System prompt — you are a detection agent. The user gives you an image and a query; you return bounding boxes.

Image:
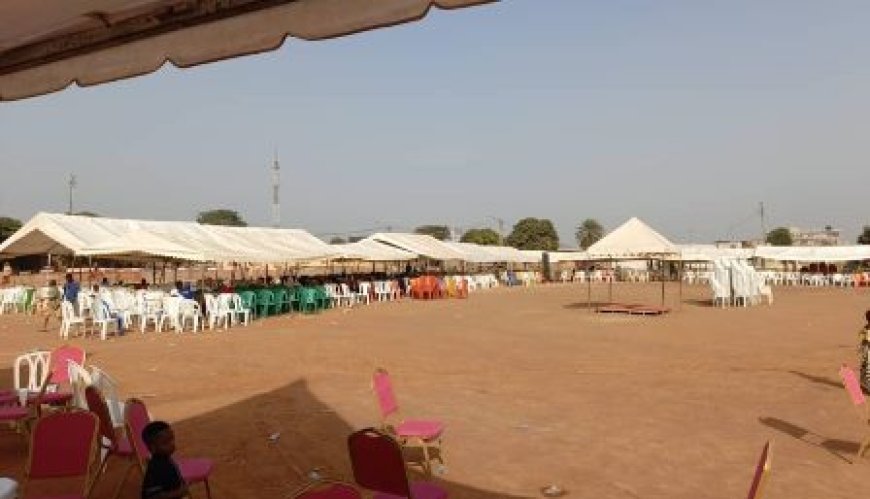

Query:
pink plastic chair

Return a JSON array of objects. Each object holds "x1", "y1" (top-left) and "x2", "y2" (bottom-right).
[
  {"x1": 746, "y1": 441, "x2": 772, "y2": 499},
  {"x1": 124, "y1": 398, "x2": 214, "y2": 498},
  {"x1": 291, "y1": 479, "x2": 362, "y2": 499},
  {"x1": 372, "y1": 368, "x2": 444, "y2": 476},
  {"x1": 348, "y1": 428, "x2": 447, "y2": 499},
  {"x1": 49, "y1": 344, "x2": 86, "y2": 384},
  {"x1": 838, "y1": 364, "x2": 870, "y2": 456},
  {"x1": 21, "y1": 410, "x2": 100, "y2": 499}
]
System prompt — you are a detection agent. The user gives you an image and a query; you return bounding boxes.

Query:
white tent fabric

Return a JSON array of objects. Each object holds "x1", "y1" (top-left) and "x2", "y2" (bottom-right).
[
  {"x1": 586, "y1": 217, "x2": 678, "y2": 259},
  {"x1": 0, "y1": 212, "x2": 338, "y2": 263},
  {"x1": 674, "y1": 244, "x2": 755, "y2": 262},
  {"x1": 547, "y1": 251, "x2": 590, "y2": 263},
  {"x1": 331, "y1": 239, "x2": 417, "y2": 262},
  {"x1": 367, "y1": 233, "x2": 465, "y2": 261},
  {"x1": 77, "y1": 229, "x2": 207, "y2": 261},
  {"x1": 0, "y1": 0, "x2": 494, "y2": 101},
  {"x1": 754, "y1": 245, "x2": 870, "y2": 262}
]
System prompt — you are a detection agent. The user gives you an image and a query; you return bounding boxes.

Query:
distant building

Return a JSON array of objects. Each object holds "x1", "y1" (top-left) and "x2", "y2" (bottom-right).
[
  {"x1": 714, "y1": 240, "x2": 762, "y2": 249},
  {"x1": 788, "y1": 225, "x2": 840, "y2": 246}
]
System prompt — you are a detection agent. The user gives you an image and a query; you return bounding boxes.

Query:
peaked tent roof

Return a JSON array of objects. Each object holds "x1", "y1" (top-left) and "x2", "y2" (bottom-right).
[
  {"x1": 0, "y1": 0, "x2": 494, "y2": 101},
  {"x1": 0, "y1": 212, "x2": 338, "y2": 263},
  {"x1": 367, "y1": 233, "x2": 465, "y2": 261},
  {"x1": 586, "y1": 217, "x2": 678, "y2": 258},
  {"x1": 331, "y1": 239, "x2": 417, "y2": 262}
]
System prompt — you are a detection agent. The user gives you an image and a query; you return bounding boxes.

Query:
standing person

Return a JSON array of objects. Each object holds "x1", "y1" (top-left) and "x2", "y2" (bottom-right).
[
  {"x1": 39, "y1": 279, "x2": 61, "y2": 332},
  {"x1": 62, "y1": 273, "x2": 80, "y2": 313}
]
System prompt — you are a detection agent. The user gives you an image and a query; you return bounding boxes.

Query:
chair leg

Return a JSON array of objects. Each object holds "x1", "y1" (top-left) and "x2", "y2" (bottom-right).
[
  {"x1": 111, "y1": 461, "x2": 135, "y2": 499},
  {"x1": 203, "y1": 478, "x2": 213, "y2": 499}
]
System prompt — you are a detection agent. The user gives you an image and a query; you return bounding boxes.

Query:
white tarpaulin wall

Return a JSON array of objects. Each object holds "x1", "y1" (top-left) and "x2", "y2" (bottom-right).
[
  {"x1": 586, "y1": 217, "x2": 678, "y2": 259},
  {"x1": 331, "y1": 239, "x2": 417, "y2": 262},
  {"x1": 441, "y1": 242, "x2": 538, "y2": 264},
  {"x1": 547, "y1": 251, "x2": 590, "y2": 263},
  {"x1": 368, "y1": 233, "x2": 465, "y2": 261},
  {"x1": 0, "y1": 0, "x2": 494, "y2": 101},
  {"x1": 674, "y1": 245, "x2": 755, "y2": 262},
  {"x1": 754, "y1": 245, "x2": 870, "y2": 262},
  {"x1": 0, "y1": 212, "x2": 339, "y2": 263}
]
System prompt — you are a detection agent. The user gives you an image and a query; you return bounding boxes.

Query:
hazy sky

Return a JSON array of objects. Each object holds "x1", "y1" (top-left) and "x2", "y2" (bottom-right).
[{"x1": 2, "y1": 1, "x2": 870, "y2": 247}]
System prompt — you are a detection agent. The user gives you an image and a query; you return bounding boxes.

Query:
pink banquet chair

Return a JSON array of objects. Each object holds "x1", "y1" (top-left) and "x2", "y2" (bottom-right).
[
  {"x1": 347, "y1": 428, "x2": 447, "y2": 499},
  {"x1": 372, "y1": 368, "x2": 444, "y2": 476},
  {"x1": 85, "y1": 385, "x2": 135, "y2": 498},
  {"x1": 124, "y1": 398, "x2": 214, "y2": 498},
  {"x1": 291, "y1": 478, "x2": 362, "y2": 499},
  {"x1": 838, "y1": 364, "x2": 870, "y2": 457},
  {"x1": 746, "y1": 441, "x2": 772, "y2": 499},
  {"x1": 20, "y1": 411, "x2": 100, "y2": 499}
]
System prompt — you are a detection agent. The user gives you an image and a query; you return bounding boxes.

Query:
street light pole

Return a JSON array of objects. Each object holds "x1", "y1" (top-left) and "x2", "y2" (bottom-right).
[{"x1": 68, "y1": 174, "x2": 77, "y2": 214}]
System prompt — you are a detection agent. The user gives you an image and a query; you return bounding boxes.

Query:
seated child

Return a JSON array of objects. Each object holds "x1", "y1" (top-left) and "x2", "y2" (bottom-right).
[{"x1": 141, "y1": 421, "x2": 188, "y2": 499}]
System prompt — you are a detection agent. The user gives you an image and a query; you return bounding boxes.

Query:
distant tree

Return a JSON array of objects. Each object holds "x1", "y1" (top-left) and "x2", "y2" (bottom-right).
[
  {"x1": 73, "y1": 211, "x2": 100, "y2": 217},
  {"x1": 197, "y1": 209, "x2": 247, "y2": 227},
  {"x1": 0, "y1": 217, "x2": 22, "y2": 243},
  {"x1": 414, "y1": 225, "x2": 451, "y2": 241},
  {"x1": 858, "y1": 226, "x2": 870, "y2": 245},
  {"x1": 460, "y1": 228, "x2": 501, "y2": 246},
  {"x1": 329, "y1": 236, "x2": 346, "y2": 244},
  {"x1": 348, "y1": 236, "x2": 365, "y2": 243},
  {"x1": 505, "y1": 217, "x2": 559, "y2": 250},
  {"x1": 575, "y1": 218, "x2": 604, "y2": 249},
  {"x1": 766, "y1": 227, "x2": 793, "y2": 246}
]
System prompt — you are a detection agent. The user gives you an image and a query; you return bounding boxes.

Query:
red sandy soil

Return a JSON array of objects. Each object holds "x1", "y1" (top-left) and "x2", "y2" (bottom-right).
[{"x1": 0, "y1": 282, "x2": 867, "y2": 498}]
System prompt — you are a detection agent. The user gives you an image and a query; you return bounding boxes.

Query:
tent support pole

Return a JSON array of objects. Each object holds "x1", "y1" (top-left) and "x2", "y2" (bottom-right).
[
  {"x1": 587, "y1": 266, "x2": 592, "y2": 312},
  {"x1": 678, "y1": 261, "x2": 683, "y2": 310},
  {"x1": 151, "y1": 262, "x2": 156, "y2": 285},
  {"x1": 660, "y1": 258, "x2": 666, "y2": 307},
  {"x1": 608, "y1": 258, "x2": 613, "y2": 303}
]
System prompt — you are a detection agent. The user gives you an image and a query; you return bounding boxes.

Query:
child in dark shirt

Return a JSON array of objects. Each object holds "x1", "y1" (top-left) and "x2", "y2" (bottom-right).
[{"x1": 141, "y1": 421, "x2": 188, "y2": 499}]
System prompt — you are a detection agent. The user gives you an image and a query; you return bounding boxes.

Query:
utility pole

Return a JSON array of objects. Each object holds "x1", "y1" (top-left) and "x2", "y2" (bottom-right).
[
  {"x1": 271, "y1": 151, "x2": 281, "y2": 228},
  {"x1": 489, "y1": 216, "x2": 505, "y2": 245},
  {"x1": 67, "y1": 174, "x2": 77, "y2": 214},
  {"x1": 759, "y1": 201, "x2": 767, "y2": 242}
]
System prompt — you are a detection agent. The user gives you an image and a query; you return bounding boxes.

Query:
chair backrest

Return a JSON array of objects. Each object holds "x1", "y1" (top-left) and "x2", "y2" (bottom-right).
[
  {"x1": 347, "y1": 428, "x2": 411, "y2": 497},
  {"x1": 26, "y1": 411, "x2": 99, "y2": 490},
  {"x1": 839, "y1": 364, "x2": 866, "y2": 406},
  {"x1": 291, "y1": 479, "x2": 362, "y2": 499},
  {"x1": 49, "y1": 345, "x2": 86, "y2": 384},
  {"x1": 91, "y1": 366, "x2": 124, "y2": 427},
  {"x1": 85, "y1": 385, "x2": 118, "y2": 450},
  {"x1": 372, "y1": 368, "x2": 399, "y2": 419},
  {"x1": 67, "y1": 360, "x2": 93, "y2": 409},
  {"x1": 60, "y1": 300, "x2": 77, "y2": 321},
  {"x1": 746, "y1": 441, "x2": 772, "y2": 499},
  {"x1": 14, "y1": 350, "x2": 51, "y2": 391},
  {"x1": 124, "y1": 398, "x2": 152, "y2": 469}
]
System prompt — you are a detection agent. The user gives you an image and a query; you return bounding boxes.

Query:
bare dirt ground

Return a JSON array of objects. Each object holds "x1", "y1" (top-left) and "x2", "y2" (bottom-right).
[{"x1": 0, "y1": 282, "x2": 867, "y2": 498}]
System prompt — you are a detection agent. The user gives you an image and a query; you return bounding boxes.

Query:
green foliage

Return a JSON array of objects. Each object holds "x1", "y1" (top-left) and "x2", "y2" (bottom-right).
[
  {"x1": 505, "y1": 217, "x2": 559, "y2": 250},
  {"x1": 0, "y1": 216, "x2": 22, "y2": 243},
  {"x1": 73, "y1": 211, "x2": 100, "y2": 217},
  {"x1": 348, "y1": 236, "x2": 365, "y2": 243},
  {"x1": 329, "y1": 236, "x2": 346, "y2": 244},
  {"x1": 766, "y1": 227, "x2": 793, "y2": 246},
  {"x1": 575, "y1": 218, "x2": 604, "y2": 249},
  {"x1": 414, "y1": 225, "x2": 451, "y2": 241},
  {"x1": 858, "y1": 226, "x2": 870, "y2": 245},
  {"x1": 460, "y1": 228, "x2": 501, "y2": 246},
  {"x1": 197, "y1": 209, "x2": 248, "y2": 227}
]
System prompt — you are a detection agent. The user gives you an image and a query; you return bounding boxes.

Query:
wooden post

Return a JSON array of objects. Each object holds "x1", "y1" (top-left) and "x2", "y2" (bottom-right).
[{"x1": 608, "y1": 258, "x2": 613, "y2": 303}]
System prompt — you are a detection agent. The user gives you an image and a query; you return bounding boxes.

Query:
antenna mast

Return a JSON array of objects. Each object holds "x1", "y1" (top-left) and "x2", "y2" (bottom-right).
[
  {"x1": 271, "y1": 151, "x2": 280, "y2": 228},
  {"x1": 68, "y1": 174, "x2": 77, "y2": 214},
  {"x1": 759, "y1": 201, "x2": 767, "y2": 241}
]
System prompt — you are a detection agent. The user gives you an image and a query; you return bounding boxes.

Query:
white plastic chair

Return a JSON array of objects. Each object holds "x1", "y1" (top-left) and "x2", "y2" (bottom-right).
[
  {"x1": 356, "y1": 282, "x2": 372, "y2": 305},
  {"x1": 338, "y1": 283, "x2": 356, "y2": 307},
  {"x1": 158, "y1": 296, "x2": 183, "y2": 332},
  {"x1": 90, "y1": 365, "x2": 124, "y2": 428},
  {"x1": 60, "y1": 301, "x2": 86, "y2": 339},
  {"x1": 204, "y1": 293, "x2": 230, "y2": 330},
  {"x1": 374, "y1": 281, "x2": 390, "y2": 302},
  {"x1": 67, "y1": 360, "x2": 93, "y2": 410},
  {"x1": 92, "y1": 299, "x2": 121, "y2": 340},
  {"x1": 178, "y1": 299, "x2": 203, "y2": 332},
  {"x1": 14, "y1": 350, "x2": 51, "y2": 392}
]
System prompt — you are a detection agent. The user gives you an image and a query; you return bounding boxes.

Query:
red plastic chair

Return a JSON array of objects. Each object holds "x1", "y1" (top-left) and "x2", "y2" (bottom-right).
[
  {"x1": 838, "y1": 364, "x2": 870, "y2": 456},
  {"x1": 124, "y1": 398, "x2": 214, "y2": 498},
  {"x1": 49, "y1": 344, "x2": 86, "y2": 385},
  {"x1": 746, "y1": 441, "x2": 772, "y2": 499},
  {"x1": 372, "y1": 369, "x2": 444, "y2": 476},
  {"x1": 21, "y1": 410, "x2": 100, "y2": 499},
  {"x1": 348, "y1": 428, "x2": 447, "y2": 499},
  {"x1": 85, "y1": 386, "x2": 135, "y2": 497},
  {"x1": 291, "y1": 478, "x2": 362, "y2": 499}
]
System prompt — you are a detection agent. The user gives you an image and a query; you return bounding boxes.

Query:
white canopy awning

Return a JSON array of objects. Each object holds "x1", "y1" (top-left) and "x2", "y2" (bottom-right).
[
  {"x1": 547, "y1": 251, "x2": 590, "y2": 263},
  {"x1": 0, "y1": 0, "x2": 494, "y2": 101},
  {"x1": 0, "y1": 212, "x2": 338, "y2": 263},
  {"x1": 331, "y1": 239, "x2": 417, "y2": 262},
  {"x1": 673, "y1": 244, "x2": 756, "y2": 262},
  {"x1": 754, "y1": 245, "x2": 870, "y2": 263},
  {"x1": 368, "y1": 233, "x2": 465, "y2": 261},
  {"x1": 586, "y1": 217, "x2": 678, "y2": 259}
]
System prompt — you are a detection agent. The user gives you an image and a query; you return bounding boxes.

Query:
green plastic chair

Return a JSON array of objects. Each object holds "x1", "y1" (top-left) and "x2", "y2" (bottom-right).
[
  {"x1": 239, "y1": 291, "x2": 256, "y2": 319},
  {"x1": 299, "y1": 287, "x2": 319, "y2": 314},
  {"x1": 21, "y1": 288, "x2": 35, "y2": 314},
  {"x1": 314, "y1": 286, "x2": 330, "y2": 310},
  {"x1": 288, "y1": 287, "x2": 301, "y2": 312},
  {"x1": 255, "y1": 290, "x2": 274, "y2": 317},
  {"x1": 271, "y1": 288, "x2": 288, "y2": 315}
]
